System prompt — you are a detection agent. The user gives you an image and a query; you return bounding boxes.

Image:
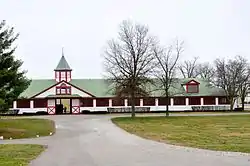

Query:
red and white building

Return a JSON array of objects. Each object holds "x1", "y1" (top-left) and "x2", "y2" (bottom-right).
[{"x1": 13, "y1": 55, "x2": 231, "y2": 114}]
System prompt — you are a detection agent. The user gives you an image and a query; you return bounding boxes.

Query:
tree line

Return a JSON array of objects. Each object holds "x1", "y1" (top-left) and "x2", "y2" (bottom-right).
[
  {"x1": 0, "y1": 19, "x2": 249, "y2": 116},
  {"x1": 103, "y1": 20, "x2": 250, "y2": 117}
]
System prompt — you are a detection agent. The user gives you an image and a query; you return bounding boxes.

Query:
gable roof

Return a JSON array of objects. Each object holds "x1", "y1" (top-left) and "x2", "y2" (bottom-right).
[
  {"x1": 18, "y1": 78, "x2": 226, "y2": 98},
  {"x1": 19, "y1": 79, "x2": 56, "y2": 98},
  {"x1": 30, "y1": 80, "x2": 96, "y2": 98},
  {"x1": 185, "y1": 79, "x2": 200, "y2": 85},
  {"x1": 55, "y1": 55, "x2": 71, "y2": 71}
]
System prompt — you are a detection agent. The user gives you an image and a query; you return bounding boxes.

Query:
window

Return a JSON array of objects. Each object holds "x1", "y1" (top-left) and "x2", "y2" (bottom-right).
[
  {"x1": 187, "y1": 84, "x2": 199, "y2": 93},
  {"x1": 56, "y1": 88, "x2": 60, "y2": 94},
  {"x1": 60, "y1": 71, "x2": 66, "y2": 81},
  {"x1": 61, "y1": 71, "x2": 65, "y2": 77},
  {"x1": 55, "y1": 71, "x2": 59, "y2": 78},
  {"x1": 56, "y1": 84, "x2": 71, "y2": 95},
  {"x1": 67, "y1": 72, "x2": 71, "y2": 79},
  {"x1": 66, "y1": 88, "x2": 71, "y2": 94},
  {"x1": 61, "y1": 88, "x2": 66, "y2": 94}
]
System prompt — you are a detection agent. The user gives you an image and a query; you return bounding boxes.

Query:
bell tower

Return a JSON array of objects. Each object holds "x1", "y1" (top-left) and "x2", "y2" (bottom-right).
[{"x1": 54, "y1": 48, "x2": 72, "y2": 82}]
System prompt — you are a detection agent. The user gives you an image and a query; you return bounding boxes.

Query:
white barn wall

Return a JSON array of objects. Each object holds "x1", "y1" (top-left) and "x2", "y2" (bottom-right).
[
  {"x1": 80, "y1": 104, "x2": 231, "y2": 113},
  {"x1": 16, "y1": 108, "x2": 47, "y2": 114},
  {"x1": 71, "y1": 87, "x2": 91, "y2": 97},
  {"x1": 36, "y1": 87, "x2": 56, "y2": 98},
  {"x1": 15, "y1": 104, "x2": 231, "y2": 114},
  {"x1": 34, "y1": 81, "x2": 92, "y2": 98}
]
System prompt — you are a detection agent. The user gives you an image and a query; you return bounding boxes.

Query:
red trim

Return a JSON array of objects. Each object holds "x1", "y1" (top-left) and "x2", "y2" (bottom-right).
[
  {"x1": 56, "y1": 83, "x2": 71, "y2": 95},
  {"x1": 30, "y1": 80, "x2": 65, "y2": 98},
  {"x1": 56, "y1": 71, "x2": 71, "y2": 82},
  {"x1": 30, "y1": 80, "x2": 96, "y2": 99},
  {"x1": 72, "y1": 106, "x2": 80, "y2": 114},
  {"x1": 185, "y1": 79, "x2": 200, "y2": 93},
  {"x1": 47, "y1": 106, "x2": 56, "y2": 114},
  {"x1": 186, "y1": 79, "x2": 200, "y2": 85}
]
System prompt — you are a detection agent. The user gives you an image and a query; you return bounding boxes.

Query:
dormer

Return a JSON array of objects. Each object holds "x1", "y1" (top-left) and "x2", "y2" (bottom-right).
[
  {"x1": 183, "y1": 79, "x2": 200, "y2": 93},
  {"x1": 54, "y1": 52, "x2": 72, "y2": 82}
]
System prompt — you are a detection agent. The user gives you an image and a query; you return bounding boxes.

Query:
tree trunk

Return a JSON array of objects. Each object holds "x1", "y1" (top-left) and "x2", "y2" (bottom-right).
[
  {"x1": 241, "y1": 96, "x2": 245, "y2": 111},
  {"x1": 166, "y1": 96, "x2": 169, "y2": 117},
  {"x1": 165, "y1": 89, "x2": 169, "y2": 117},
  {"x1": 131, "y1": 91, "x2": 136, "y2": 118},
  {"x1": 230, "y1": 98, "x2": 234, "y2": 111}
]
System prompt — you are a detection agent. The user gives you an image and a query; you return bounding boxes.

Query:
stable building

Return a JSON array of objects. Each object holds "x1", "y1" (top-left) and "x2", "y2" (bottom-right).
[{"x1": 13, "y1": 55, "x2": 230, "y2": 114}]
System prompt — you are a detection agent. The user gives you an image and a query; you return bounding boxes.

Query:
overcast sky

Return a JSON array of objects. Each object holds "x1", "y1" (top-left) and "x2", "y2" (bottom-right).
[{"x1": 1, "y1": 0, "x2": 250, "y2": 79}]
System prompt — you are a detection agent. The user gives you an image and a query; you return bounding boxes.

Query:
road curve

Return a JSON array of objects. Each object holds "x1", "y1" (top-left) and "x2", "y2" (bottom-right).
[{"x1": 1, "y1": 115, "x2": 249, "y2": 166}]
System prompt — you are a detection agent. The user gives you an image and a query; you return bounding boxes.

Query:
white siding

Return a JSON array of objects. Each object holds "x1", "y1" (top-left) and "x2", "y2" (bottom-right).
[
  {"x1": 13, "y1": 101, "x2": 17, "y2": 109},
  {"x1": 36, "y1": 87, "x2": 56, "y2": 98},
  {"x1": 47, "y1": 99, "x2": 55, "y2": 106},
  {"x1": 34, "y1": 81, "x2": 92, "y2": 98},
  {"x1": 71, "y1": 86, "x2": 91, "y2": 97},
  {"x1": 72, "y1": 99, "x2": 80, "y2": 106}
]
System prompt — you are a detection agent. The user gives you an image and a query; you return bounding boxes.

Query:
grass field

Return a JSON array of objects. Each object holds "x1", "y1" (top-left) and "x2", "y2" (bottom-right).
[
  {"x1": 0, "y1": 144, "x2": 45, "y2": 166},
  {"x1": 0, "y1": 118, "x2": 55, "y2": 139},
  {"x1": 112, "y1": 115, "x2": 250, "y2": 153}
]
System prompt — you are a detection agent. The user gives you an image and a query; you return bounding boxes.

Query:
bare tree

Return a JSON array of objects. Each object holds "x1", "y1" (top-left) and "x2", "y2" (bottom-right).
[
  {"x1": 237, "y1": 62, "x2": 250, "y2": 110},
  {"x1": 103, "y1": 20, "x2": 157, "y2": 117},
  {"x1": 239, "y1": 81, "x2": 250, "y2": 110},
  {"x1": 178, "y1": 56, "x2": 199, "y2": 78},
  {"x1": 196, "y1": 62, "x2": 216, "y2": 83},
  {"x1": 214, "y1": 55, "x2": 250, "y2": 111},
  {"x1": 154, "y1": 40, "x2": 184, "y2": 116}
]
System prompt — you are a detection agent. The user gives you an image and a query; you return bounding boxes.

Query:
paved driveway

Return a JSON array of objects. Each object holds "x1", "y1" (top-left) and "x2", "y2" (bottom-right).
[{"x1": 1, "y1": 114, "x2": 250, "y2": 166}]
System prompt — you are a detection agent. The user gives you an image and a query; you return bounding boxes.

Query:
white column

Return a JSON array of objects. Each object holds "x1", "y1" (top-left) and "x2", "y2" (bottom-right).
[
  {"x1": 155, "y1": 98, "x2": 158, "y2": 106},
  {"x1": 200, "y1": 98, "x2": 204, "y2": 105},
  {"x1": 185, "y1": 98, "x2": 189, "y2": 106},
  {"x1": 140, "y1": 99, "x2": 143, "y2": 106},
  {"x1": 30, "y1": 100, "x2": 34, "y2": 108},
  {"x1": 170, "y1": 98, "x2": 174, "y2": 106},
  {"x1": 93, "y1": 99, "x2": 96, "y2": 107},
  {"x1": 13, "y1": 101, "x2": 17, "y2": 109},
  {"x1": 215, "y1": 97, "x2": 219, "y2": 105},
  {"x1": 124, "y1": 99, "x2": 128, "y2": 107},
  {"x1": 109, "y1": 99, "x2": 112, "y2": 107}
]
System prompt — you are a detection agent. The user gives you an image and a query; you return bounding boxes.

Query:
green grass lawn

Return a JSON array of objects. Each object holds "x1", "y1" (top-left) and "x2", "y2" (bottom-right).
[
  {"x1": 0, "y1": 118, "x2": 55, "y2": 139},
  {"x1": 112, "y1": 115, "x2": 250, "y2": 153},
  {"x1": 0, "y1": 144, "x2": 45, "y2": 166}
]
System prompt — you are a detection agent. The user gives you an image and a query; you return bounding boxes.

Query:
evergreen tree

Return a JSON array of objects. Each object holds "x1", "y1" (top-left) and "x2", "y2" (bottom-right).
[{"x1": 0, "y1": 20, "x2": 30, "y2": 112}]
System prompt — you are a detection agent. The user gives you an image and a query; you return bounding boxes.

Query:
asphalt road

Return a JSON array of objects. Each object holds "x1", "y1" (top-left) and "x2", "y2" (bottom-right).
[{"x1": 1, "y1": 114, "x2": 250, "y2": 166}]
